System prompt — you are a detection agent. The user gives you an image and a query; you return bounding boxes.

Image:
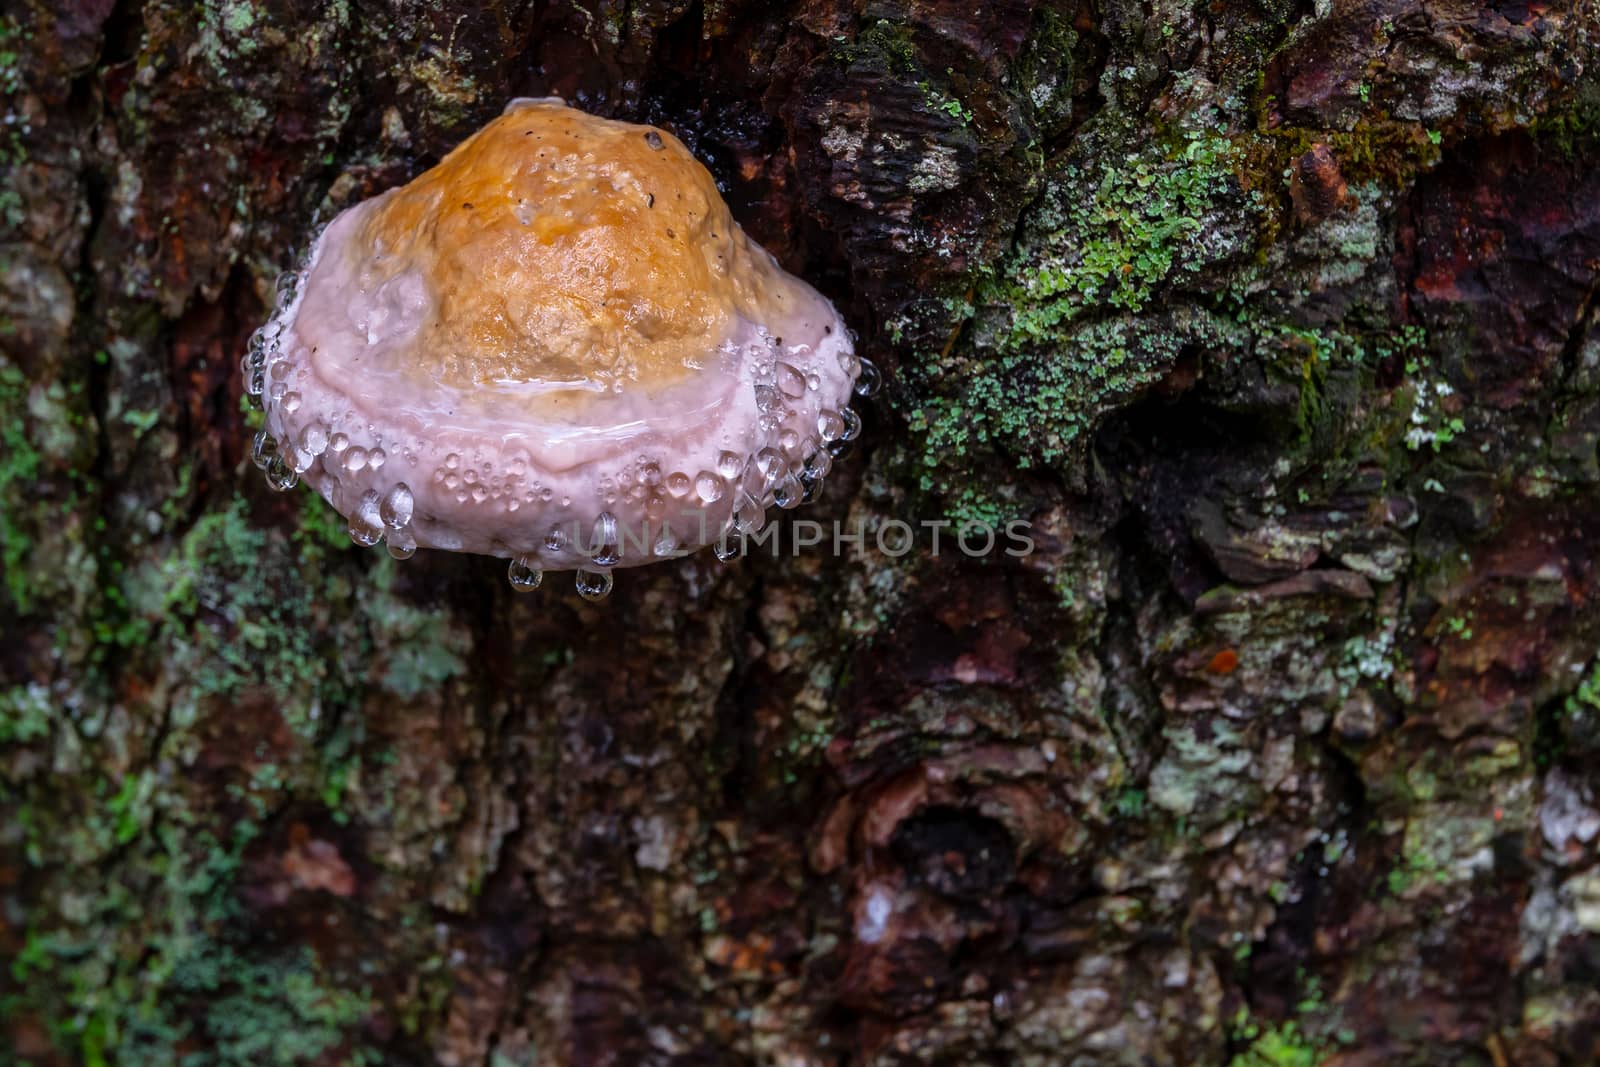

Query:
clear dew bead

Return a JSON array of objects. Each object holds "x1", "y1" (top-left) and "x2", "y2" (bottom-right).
[
  {"x1": 732, "y1": 491, "x2": 764, "y2": 534},
  {"x1": 545, "y1": 524, "x2": 569, "y2": 553},
  {"x1": 807, "y1": 372, "x2": 821, "y2": 391},
  {"x1": 666, "y1": 472, "x2": 692, "y2": 499},
  {"x1": 653, "y1": 524, "x2": 679, "y2": 557},
  {"x1": 755, "y1": 447, "x2": 787, "y2": 483},
  {"x1": 289, "y1": 444, "x2": 316, "y2": 474},
  {"x1": 854, "y1": 357, "x2": 882, "y2": 397},
  {"x1": 343, "y1": 447, "x2": 369, "y2": 473},
  {"x1": 380, "y1": 483, "x2": 414, "y2": 528},
  {"x1": 575, "y1": 568, "x2": 613, "y2": 602},
  {"x1": 716, "y1": 451, "x2": 744, "y2": 479},
  {"x1": 838, "y1": 351, "x2": 861, "y2": 378},
  {"x1": 776, "y1": 362, "x2": 807, "y2": 398},
  {"x1": 590, "y1": 511, "x2": 620, "y2": 567},
  {"x1": 507, "y1": 556, "x2": 543, "y2": 591},
  {"x1": 817, "y1": 409, "x2": 846, "y2": 442},
  {"x1": 803, "y1": 450, "x2": 833, "y2": 480},
  {"x1": 282, "y1": 391, "x2": 302, "y2": 413},
  {"x1": 840, "y1": 406, "x2": 863, "y2": 441},
  {"x1": 348, "y1": 491, "x2": 384, "y2": 546},
  {"x1": 328, "y1": 432, "x2": 349, "y2": 453},
  {"x1": 299, "y1": 424, "x2": 329, "y2": 455},
  {"x1": 713, "y1": 531, "x2": 742, "y2": 562},
  {"x1": 368, "y1": 448, "x2": 387, "y2": 470},
  {"x1": 638, "y1": 462, "x2": 662, "y2": 487},
  {"x1": 754, "y1": 384, "x2": 782, "y2": 414},
  {"x1": 387, "y1": 527, "x2": 417, "y2": 560},
  {"x1": 264, "y1": 454, "x2": 298, "y2": 492},
  {"x1": 773, "y1": 472, "x2": 803, "y2": 509},
  {"x1": 779, "y1": 429, "x2": 801, "y2": 455},
  {"x1": 694, "y1": 471, "x2": 725, "y2": 503},
  {"x1": 246, "y1": 368, "x2": 266, "y2": 396},
  {"x1": 251, "y1": 430, "x2": 278, "y2": 470}
]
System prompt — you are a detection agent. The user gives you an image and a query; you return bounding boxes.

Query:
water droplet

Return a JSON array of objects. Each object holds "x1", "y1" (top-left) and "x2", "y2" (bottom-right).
[
  {"x1": 773, "y1": 472, "x2": 803, "y2": 509},
  {"x1": 299, "y1": 424, "x2": 329, "y2": 455},
  {"x1": 265, "y1": 454, "x2": 298, "y2": 491},
  {"x1": 713, "y1": 532, "x2": 741, "y2": 562},
  {"x1": 838, "y1": 350, "x2": 861, "y2": 377},
  {"x1": 807, "y1": 372, "x2": 822, "y2": 391},
  {"x1": 826, "y1": 437, "x2": 854, "y2": 460},
  {"x1": 246, "y1": 368, "x2": 266, "y2": 396},
  {"x1": 803, "y1": 450, "x2": 833, "y2": 480},
  {"x1": 343, "y1": 447, "x2": 369, "y2": 473},
  {"x1": 717, "y1": 451, "x2": 744, "y2": 479},
  {"x1": 854, "y1": 357, "x2": 882, "y2": 397},
  {"x1": 387, "y1": 527, "x2": 417, "y2": 560},
  {"x1": 590, "y1": 511, "x2": 620, "y2": 566},
  {"x1": 776, "y1": 362, "x2": 806, "y2": 398},
  {"x1": 666, "y1": 472, "x2": 692, "y2": 498},
  {"x1": 545, "y1": 524, "x2": 569, "y2": 553},
  {"x1": 695, "y1": 471, "x2": 725, "y2": 503},
  {"x1": 638, "y1": 462, "x2": 662, "y2": 486},
  {"x1": 653, "y1": 524, "x2": 679, "y2": 556},
  {"x1": 643, "y1": 130, "x2": 664, "y2": 150},
  {"x1": 840, "y1": 406, "x2": 863, "y2": 441},
  {"x1": 328, "y1": 432, "x2": 350, "y2": 453},
  {"x1": 445, "y1": 452, "x2": 460, "y2": 470},
  {"x1": 290, "y1": 444, "x2": 316, "y2": 474},
  {"x1": 380, "y1": 483, "x2": 414, "y2": 528},
  {"x1": 754, "y1": 385, "x2": 782, "y2": 413},
  {"x1": 817, "y1": 409, "x2": 846, "y2": 442},
  {"x1": 348, "y1": 490, "x2": 384, "y2": 546},
  {"x1": 251, "y1": 430, "x2": 278, "y2": 470},
  {"x1": 755, "y1": 447, "x2": 787, "y2": 487},
  {"x1": 732, "y1": 491, "x2": 764, "y2": 534},
  {"x1": 368, "y1": 448, "x2": 387, "y2": 470},
  {"x1": 508, "y1": 556, "x2": 543, "y2": 591},
  {"x1": 779, "y1": 429, "x2": 801, "y2": 454},
  {"x1": 283, "y1": 391, "x2": 303, "y2": 413},
  {"x1": 575, "y1": 568, "x2": 613, "y2": 601}
]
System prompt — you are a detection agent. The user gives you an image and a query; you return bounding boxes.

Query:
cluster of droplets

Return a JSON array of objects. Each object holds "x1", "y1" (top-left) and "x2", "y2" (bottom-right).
[
  {"x1": 246, "y1": 261, "x2": 880, "y2": 604},
  {"x1": 497, "y1": 344, "x2": 878, "y2": 600}
]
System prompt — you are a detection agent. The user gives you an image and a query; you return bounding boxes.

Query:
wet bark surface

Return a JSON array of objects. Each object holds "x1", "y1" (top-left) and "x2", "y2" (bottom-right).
[{"x1": 5, "y1": 1, "x2": 1600, "y2": 1065}]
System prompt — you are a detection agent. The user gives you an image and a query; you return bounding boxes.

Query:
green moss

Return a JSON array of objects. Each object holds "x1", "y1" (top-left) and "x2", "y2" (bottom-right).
[{"x1": 0, "y1": 363, "x2": 45, "y2": 611}]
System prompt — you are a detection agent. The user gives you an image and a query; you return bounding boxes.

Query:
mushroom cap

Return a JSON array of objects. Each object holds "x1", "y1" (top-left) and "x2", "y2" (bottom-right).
[{"x1": 251, "y1": 99, "x2": 858, "y2": 569}]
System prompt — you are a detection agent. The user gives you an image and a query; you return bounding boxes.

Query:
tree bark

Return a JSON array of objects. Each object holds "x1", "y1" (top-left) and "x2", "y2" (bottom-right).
[{"x1": 5, "y1": 1, "x2": 1600, "y2": 1065}]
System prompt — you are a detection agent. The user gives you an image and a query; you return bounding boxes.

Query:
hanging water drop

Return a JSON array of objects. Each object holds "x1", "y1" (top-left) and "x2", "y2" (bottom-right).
[
  {"x1": 590, "y1": 511, "x2": 620, "y2": 566},
  {"x1": 387, "y1": 526, "x2": 417, "y2": 560},
  {"x1": 716, "y1": 451, "x2": 744, "y2": 479},
  {"x1": 348, "y1": 490, "x2": 384, "y2": 546},
  {"x1": 816, "y1": 409, "x2": 846, "y2": 442},
  {"x1": 265, "y1": 454, "x2": 298, "y2": 492},
  {"x1": 508, "y1": 556, "x2": 543, "y2": 591},
  {"x1": 251, "y1": 430, "x2": 278, "y2": 470},
  {"x1": 380, "y1": 483, "x2": 414, "y2": 528},
  {"x1": 839, "y1": 406, "x2": 863, "y2": 441},
  {"x1": 299, "y1": 423, "x2": 329, "y2": 455},
  {"x1": 854, "y1": 357, "x2": 882, "y2": 397},
  {"x1": 575, "y1": 568, "x2": 613, "y2": 601},
  {"x1": 731, "y1": 491, "x2": 764, "y2": 534},
  {"x1": 713, "y1": 531, "x2": 742, "y2": 562},
  {"x1": 773, "y1": 472, "x2": 803, "y2": 509},
  {"x1": 653, "y1": 523, "x2": 679, "y2": 557}
]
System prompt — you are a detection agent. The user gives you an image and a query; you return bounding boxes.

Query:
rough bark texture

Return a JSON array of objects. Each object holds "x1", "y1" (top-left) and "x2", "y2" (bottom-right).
[{"x1": 5, "y1": 2, "x2": 1600, "y2": 1065}]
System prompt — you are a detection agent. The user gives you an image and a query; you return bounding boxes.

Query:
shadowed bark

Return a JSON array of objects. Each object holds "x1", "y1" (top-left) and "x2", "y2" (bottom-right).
[{"x1": 5, "y1": 1, "x2": 1600, "y2": 1065}]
